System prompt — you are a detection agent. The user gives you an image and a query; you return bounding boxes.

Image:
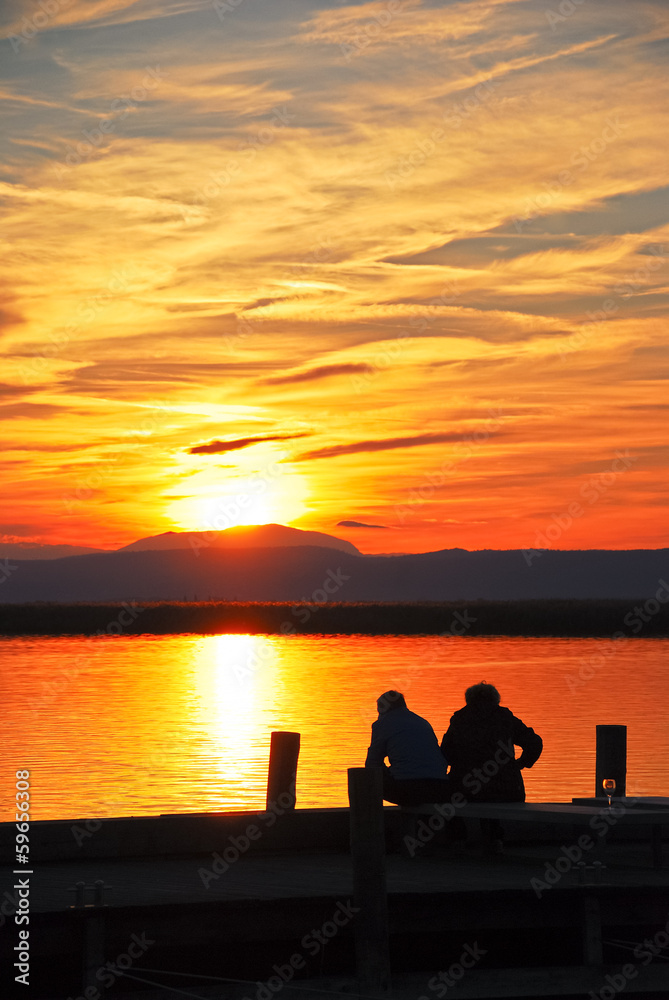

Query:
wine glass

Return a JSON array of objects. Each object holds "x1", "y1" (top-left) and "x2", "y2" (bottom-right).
[{"x1": 602, "y1": 778, "x2": 616, "y2": 808}]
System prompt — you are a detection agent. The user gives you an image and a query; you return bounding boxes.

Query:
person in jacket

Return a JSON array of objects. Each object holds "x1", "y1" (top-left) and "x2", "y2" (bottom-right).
[
  {"x1": 365, "y1": 690, "x2": 450, "y2": 805},
  {"x1": 441, "y1": 681, "x2": 542, "y2": 801},
  {"x1": 440, "y1": 682, "x2": 543, "y2": 849}
]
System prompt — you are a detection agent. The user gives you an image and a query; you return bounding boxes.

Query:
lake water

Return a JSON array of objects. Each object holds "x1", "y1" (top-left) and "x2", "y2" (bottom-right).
[{"x1": 1, "y1": 634, "x2": 667, "y2": 820}]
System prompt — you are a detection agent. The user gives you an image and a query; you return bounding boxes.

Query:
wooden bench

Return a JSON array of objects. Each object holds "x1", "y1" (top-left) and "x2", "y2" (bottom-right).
[{"x1": 399, "y1": 800, "x2": 668, "y2": 868}]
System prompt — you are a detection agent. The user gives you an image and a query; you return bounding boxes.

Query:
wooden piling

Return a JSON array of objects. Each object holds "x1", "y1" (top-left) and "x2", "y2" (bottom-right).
[
  {"x1": 595, "y1": 725, "x2": 626, "y2": 798},
  {"x1": 266, "y1": 731, "x2": 300, "y2": 810},
  {"x1": 581, "y1": 894, "x2": 603, "y2": 966},
  {"x1": 76, "y1": 882, "x2": 109, "y2": 994},
  {"x1": 83, "y1": 910, "x2": 106, "y2": 992},
  {"x1": 348, "y1": 767, "x2": 391, "y2": 995}
]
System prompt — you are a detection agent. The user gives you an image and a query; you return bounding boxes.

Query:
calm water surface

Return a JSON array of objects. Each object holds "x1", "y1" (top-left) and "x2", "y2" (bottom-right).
[{"x1": 1, "y1": 634, "x2": 667, "y2": 820}]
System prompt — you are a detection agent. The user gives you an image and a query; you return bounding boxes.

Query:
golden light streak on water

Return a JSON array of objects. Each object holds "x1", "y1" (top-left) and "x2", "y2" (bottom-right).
[{"x1": 1, "y1": 634, "x2": 667, "y2": 820}]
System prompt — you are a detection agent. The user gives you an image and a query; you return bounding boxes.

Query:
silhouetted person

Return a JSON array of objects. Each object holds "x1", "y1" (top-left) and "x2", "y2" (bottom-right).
[
  {"x1": 365, "y1": 690, "x2": 450, "y2": 805},
  {"x1": 441, "y1": 682, "x2": 543, "y2": 850}
]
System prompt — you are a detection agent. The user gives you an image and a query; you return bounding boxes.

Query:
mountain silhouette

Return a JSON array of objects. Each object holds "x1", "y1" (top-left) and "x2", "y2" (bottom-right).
[
  {"x1": 116, "y1": 523, "x2": 360, "y2": 556},
  {"x1": 0, "y1": 543, "x2": 105, "y2": 561},
  {"x1": 0, "y1": 541, "x2": 667, "y2": 603}
]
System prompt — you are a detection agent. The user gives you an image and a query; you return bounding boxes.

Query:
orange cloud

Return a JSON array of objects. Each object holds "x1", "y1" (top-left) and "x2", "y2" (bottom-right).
[{"x1": 1, "y1": 0, "x2": 667, "y2": 552}]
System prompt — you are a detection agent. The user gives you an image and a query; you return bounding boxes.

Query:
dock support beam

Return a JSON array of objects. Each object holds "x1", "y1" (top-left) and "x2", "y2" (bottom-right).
[
  {"x1": 595, "y1": 725, "x2": 626, "y2": 798},
  {"x1": 348, "y1": 767, "x2": 391, "y2": 995},
  {"x1": 70, "y1": 880, "x2": 109, "y2": 995},
  {"x1": 267, "y1": 731, "x2": 300, "y2": 810},
  {"x1": 581, "y1": 894, "x2": 603, "y2": 966}
]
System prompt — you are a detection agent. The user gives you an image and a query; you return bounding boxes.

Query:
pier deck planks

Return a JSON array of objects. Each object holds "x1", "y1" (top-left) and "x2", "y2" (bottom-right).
[{"x1": 28, "y1": 841, "x2": 669, "y2": 914}]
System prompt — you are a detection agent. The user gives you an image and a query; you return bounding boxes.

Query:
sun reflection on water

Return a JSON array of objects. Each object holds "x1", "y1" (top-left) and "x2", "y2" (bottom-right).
[
  {"x1": 186, "y1": 634, "x2": 282, "y2": 809},
  {"x1": 2, "y1": 634, "x2": 668, "y2": 820}
]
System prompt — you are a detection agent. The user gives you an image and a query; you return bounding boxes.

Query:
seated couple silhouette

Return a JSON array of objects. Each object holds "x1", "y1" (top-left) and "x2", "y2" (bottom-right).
[{"x1": 364, "y1": 684, "x2": 543, "y2": 813}]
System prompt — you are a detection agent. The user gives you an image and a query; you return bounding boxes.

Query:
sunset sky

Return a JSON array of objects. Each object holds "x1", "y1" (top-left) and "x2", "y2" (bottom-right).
[{"x1": 1, "y1": 0, "x2": 667, "y2": 555}]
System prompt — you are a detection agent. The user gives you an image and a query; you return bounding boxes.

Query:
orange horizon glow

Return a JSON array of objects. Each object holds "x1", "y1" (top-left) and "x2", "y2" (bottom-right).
[{"x1": 1, "y1": 0, "x2": 668, "y2": 556}]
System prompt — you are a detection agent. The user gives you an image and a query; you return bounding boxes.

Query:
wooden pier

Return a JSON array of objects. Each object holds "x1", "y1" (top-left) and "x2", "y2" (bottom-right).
[
  {"x1": 2, "y1": 731, "x2": 668, "y2": 999},
  {"x1": 1, "y1": 803, "x2": 668, "y2": 999}
]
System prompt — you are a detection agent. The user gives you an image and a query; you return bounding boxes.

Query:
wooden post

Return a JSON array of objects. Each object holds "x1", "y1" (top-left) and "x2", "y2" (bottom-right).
[
  {"x1": 651, "y1": 823, "x2": 663, "y2": 869},
  {"x1": 266, "y1": 731, "x2": 300, "y2": 810},
  {"x1": 348, "y1": 767, "x2": 391, "y2": 995},
  {"x1": 581, "y1": 894, "x2": 603, "y2": 966},
  {"x1": 71, "y1": 882, "x2": 109, "y2": 995},
  {"x1": 595, "y1": 725, "x2": 626, "y2": 798},
  {"x1": 83, "y1": 910, "x2": 106, "y2": 992}
]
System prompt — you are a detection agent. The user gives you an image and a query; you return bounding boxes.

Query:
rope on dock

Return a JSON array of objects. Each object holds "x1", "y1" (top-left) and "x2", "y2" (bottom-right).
[
  {"x1": 114, "y1": 970, "x2": 211, "y2": 998},
  {"x1": 605, "y1": 938, "x2": 669, "y2": 960},
  {"x1": 122, "y1": 966, "x2": 375, "y2": 997}
]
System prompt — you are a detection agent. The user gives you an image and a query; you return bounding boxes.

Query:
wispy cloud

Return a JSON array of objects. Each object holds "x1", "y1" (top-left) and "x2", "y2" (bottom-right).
[
  {"x1": 296, "y1": 431, "x2": 500, "y2": 462},
  {"x1": 188, "y1": 433, "x2": 309, "y2": 455},
  {"x1": 337, "y1": 519, "x2": 390, "y2": 529},
  {"x1": 0, "y1": 0, "x2": 208, "y2": 39},
  {"x1": 261, "y1": 363, "x2": 373, "y2": 385},
  {"x1": 1, "y1": 0, "x2": 667, "y2": 552}
]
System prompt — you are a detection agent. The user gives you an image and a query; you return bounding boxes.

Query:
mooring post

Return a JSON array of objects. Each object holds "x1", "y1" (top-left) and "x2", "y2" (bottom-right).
[
  {"x1": 595, "y1": 725, "x2": 627, "y2": 798},
  {"x1": 266, "y1": 731, "x2": 300, "y2": 810},
  {"x1": 69, "y1": 881, "x2": 109, "y2": 994},
  {"x1": 83, "y1": 908, "x2": 106, "y2": 992},
  {"x1": 348, "y1": 766, "x2": 391, "y2": 995},
  {"x1": 581, "y1": 894, "x2": 603, "y2": 966}
]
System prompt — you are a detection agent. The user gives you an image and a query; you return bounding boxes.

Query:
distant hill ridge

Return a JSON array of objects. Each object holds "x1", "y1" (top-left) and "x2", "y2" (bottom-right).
[
  {"x1": 116, "y1": 523, "x2": 361, "y2": 556},
  {"x1": 0, "y1": 524, "x2": 359, "y2": 561},
  {"x1": 0, "y1": 538, "x2": 667, "y2": 603}
]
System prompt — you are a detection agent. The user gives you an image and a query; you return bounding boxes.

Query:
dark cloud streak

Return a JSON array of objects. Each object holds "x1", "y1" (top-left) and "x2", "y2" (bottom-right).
[
  {"x1": 337, "y1": 519, "x2": 389, "y2": 529},
  {"x1": 296, "y1": 431, "x2": 497, "y2": 462},
  {"x1": 188, "y1": 433, "x2": 309, "y2": 455},
  {"x1": 261, "y1": 363, "x2": 372, "y2": 385}
]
